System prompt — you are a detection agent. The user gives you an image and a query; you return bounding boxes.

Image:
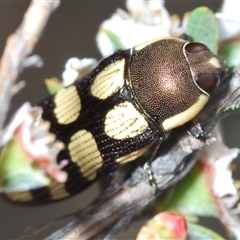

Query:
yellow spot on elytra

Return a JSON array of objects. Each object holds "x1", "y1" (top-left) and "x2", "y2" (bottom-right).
[
  {"x1": 91, "y1": 59, "x2": 125, "y2": 99},
  {"x1": 162, "y1": 94, "x2": 209, "y2": 131},
  {"x1": 116, "y1": 145, "x2": 150, "y2": 164},
  {"x1": 49, "y1": 181, "x2": 70, "y2": 200},
  {"x1": 5, "y1": 191, "x2": 33, "y2": 202},
  {"x1": 68, "y1": 130, "x2": 103, "y2": 181},
  {"x1": 104, "y1": 102, "x2": 149, "y2": 140},
  {"x1": 54, "y1": 85, "x2": 81, "y2": 125}
]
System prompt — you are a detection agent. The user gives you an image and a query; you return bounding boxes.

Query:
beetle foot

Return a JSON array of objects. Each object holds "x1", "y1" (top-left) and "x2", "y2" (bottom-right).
[{"x1": 186, "y1": 119, "x2": 215, "y2": 145}]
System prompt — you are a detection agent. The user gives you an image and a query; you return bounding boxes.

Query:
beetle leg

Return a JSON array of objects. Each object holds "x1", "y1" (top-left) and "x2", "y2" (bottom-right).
[
  {"x1": 179, "y1": 33, "x2": 192, "y2": 41},
  {"x1": 143, "y1": 139, "x2": 163, "y2": 192},
  {"x1": 186, "y1": 118, "x2": 216, "y2": 144},
  {"x1": 186, "y1": 118, "x2": 205, "y2": 139},
  {"x1": 144, "y1": 161, "x2": 158, "y2": 192}
]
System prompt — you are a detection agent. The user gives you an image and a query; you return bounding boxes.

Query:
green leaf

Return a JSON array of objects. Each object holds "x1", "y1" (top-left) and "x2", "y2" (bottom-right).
[
  {"x1": 100, "y1": 27, "x2": 125, "y2": 50},
  {"x1": 186, "y1": 7, "x2": 218, "y2": 53},
  {"x1": 220, "y1": 42, "x2": 240, "y2": 68},
  {"x1": 158, "y1": 163, "x2": 218, "y2": 217},
  {"x1": 45, "y1": 78, "x2": 63, "y2": 95},
  {"x1": 188, "y1": 222, "x2": 225, "y2": 240},
  {"x1": 0, "y1": 138, "x2": 49, "y2": 192}
]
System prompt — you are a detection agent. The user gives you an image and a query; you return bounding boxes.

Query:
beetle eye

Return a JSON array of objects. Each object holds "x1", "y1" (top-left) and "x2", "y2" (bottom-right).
[
  {"x1": 185, "y1": 42, "x2": 209, "y2": 53},
  {"x1": 195, "y1": 73, "x2": 221, "y2": 93}
]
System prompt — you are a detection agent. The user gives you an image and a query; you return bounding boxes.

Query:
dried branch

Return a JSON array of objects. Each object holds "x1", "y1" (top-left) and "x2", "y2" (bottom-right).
[
  {"x1": 0, "y1": 0, "x2": 60, "y2": 131},
  {"x1": 38, "y1": 67, "x2": 240, "y2": 240}
]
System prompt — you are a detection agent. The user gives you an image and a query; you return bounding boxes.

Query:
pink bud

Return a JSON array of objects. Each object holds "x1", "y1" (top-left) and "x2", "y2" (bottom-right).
[{"x1": 136, "y1": 212, "x2": 187, "y2": 240}]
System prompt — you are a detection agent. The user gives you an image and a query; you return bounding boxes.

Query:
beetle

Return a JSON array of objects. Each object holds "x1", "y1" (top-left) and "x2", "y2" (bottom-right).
[{"x1": 3, "y1": 37, "x2": 227, "y2": 204}]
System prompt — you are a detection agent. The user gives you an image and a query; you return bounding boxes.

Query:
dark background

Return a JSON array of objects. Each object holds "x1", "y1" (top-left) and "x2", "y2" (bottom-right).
[{"x1": 0, "y1": 1, "x2": 236, "y2": 239}]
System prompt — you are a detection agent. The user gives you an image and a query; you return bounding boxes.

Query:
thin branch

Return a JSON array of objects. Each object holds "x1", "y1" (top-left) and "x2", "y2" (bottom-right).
[
  {"x1": 39, "y1": 67, "x2": 240, "y2": 239},
  {"x1": 0, "y1": 0, "x2": 60, "y2": 131}
]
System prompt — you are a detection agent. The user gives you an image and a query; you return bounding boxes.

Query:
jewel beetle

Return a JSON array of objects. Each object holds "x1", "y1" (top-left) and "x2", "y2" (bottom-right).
[{"x1": 3, "y1": 37, "x2": 227, "y2": 204}]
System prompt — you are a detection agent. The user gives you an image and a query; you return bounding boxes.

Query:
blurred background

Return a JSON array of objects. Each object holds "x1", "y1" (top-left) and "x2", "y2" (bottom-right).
[{"x1": 0, "y1": 0, "x2": 237, "y2": 239}]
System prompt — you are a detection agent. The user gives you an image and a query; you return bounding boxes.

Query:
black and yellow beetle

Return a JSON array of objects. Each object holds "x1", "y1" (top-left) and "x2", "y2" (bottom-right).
[{"x1": 4, "y1": 37, "x2": 226, "y2": 204}]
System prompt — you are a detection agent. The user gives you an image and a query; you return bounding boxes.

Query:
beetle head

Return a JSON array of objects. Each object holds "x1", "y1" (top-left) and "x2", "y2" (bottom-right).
[{"x1": 129, "y1": 38, "x2": 227, "y2": 132}]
